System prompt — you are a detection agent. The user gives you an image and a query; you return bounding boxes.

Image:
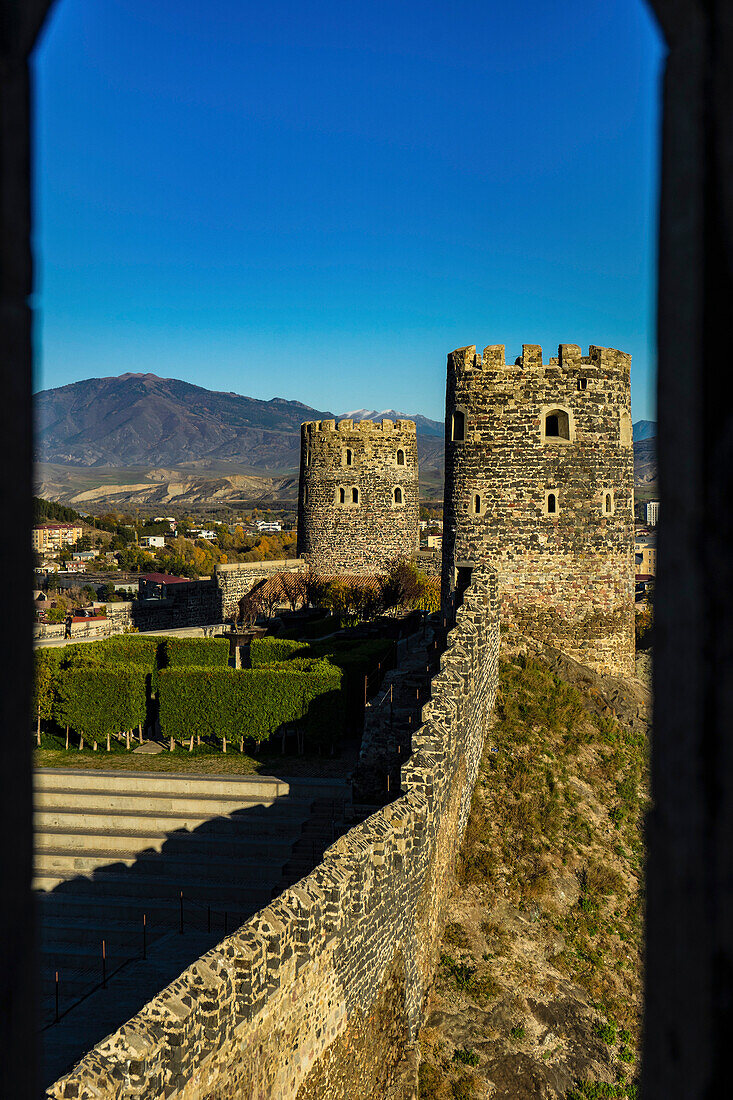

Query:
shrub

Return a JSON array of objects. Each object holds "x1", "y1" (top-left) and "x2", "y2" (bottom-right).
[
  {"x1": 418, "y1": 1063, "x2": 445, "y2": 1100},
  {"x1": 158, "y1": 661, "x2": 344, "y2": 747},
  {"x1": 250, "y1": 637, "x2": 308, "y2": 666},
  {"x1": 57, "y1": 664, "x2": 147, "y2": 741},
  {"x1": 453, "y1": 1047, "x2": 480, "y2": 1067},
  {"x1": 33, "y1": 648, "x2": 64, "y2": 724},
  {"x1": 161, "y1": 637, "x2": 230, "y2": 669}
]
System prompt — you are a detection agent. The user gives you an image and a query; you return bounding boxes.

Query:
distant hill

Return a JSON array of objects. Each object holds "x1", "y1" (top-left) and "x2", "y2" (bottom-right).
[
  {"x1": 35, "y1": 374, "x2": 335, "y2": 471},
  {"x1": 633, "y1": 419, "x2": 656, "y2": 441}
]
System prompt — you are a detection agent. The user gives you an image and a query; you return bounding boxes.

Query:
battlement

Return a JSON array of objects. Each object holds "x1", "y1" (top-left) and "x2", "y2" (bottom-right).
[
  {"x1": 449, "y1": 343, "x2": 631, "y2": 375},
  {"x1": 302, "y1": 418, "x2": 417, "y2": 434}
]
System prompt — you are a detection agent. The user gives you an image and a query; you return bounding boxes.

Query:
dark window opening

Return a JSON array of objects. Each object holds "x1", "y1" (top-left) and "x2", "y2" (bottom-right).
[
  {"x1": 303, "y1": 485, "x2": 308, "y2": 504},
  {"x1": 456, "y1": 566, "x2": 473, "y2": 608},
  {"x1": 547, "y1": 492, "x2": 557, "y2": 514},
  {"x1": 352, "y1": 487, "x2": 359, "y2": 504},
  {"x1": 396, "y1": 448, "x2": 405, "y2": 465},
  {"x1": 474, "y1": 494, "x2": 481, "y2": 514},
  {"x1": 578, "y1": 377, "x2": 587, "y2": 390},
  {"x1": 544, "y1": 409, "x2": 570, "y2": 440},
  {"x1": 605, "y1": 493, "x2": 612, "y2": 513},
  {"x1": 452, "y1": 410, "x2": 465, "y2": 442},
  {"x1": 394, "y1": 487, "x2": 403, "y2": 504},
  {"x1": 345, "y1": 449, "x2": 352, "y2": 466},
  {"x1": 339, "y1": 487, "x2": 345, "y2": 504}
]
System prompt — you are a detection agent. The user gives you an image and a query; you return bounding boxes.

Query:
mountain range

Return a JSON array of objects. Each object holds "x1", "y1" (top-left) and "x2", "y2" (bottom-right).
[{"x1": 33, "y1": 373, "x2": 655, "y2": 508}]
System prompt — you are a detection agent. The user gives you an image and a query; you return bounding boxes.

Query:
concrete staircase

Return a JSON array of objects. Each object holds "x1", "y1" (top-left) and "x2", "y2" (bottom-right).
[{"x1": 36, "y1": 767, "x2": 350, "y2": 1091}]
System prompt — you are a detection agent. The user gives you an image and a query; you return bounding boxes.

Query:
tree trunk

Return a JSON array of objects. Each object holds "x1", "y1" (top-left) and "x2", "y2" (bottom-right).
[
  {"x1": 79, "y1": 732, "x2": 84, "y2": 750},
  {"x1": 189, "y1": 735, "x2": 194, "y2": 752},
  {"x1": 65, "y1": 726, "x2": 69, "y2": 750},
  {"x1": 139, "y1": 724, "x2": 143, "y2": 744},
  {"x1": 106, "y1": 733, "x2": 111, "y2": 752},
  {"x1": 170, "y1": 736, "x2": 174, "y2": 752},
  {"x1": 126, "y1": 730, "x2": 130, "y2": 750},
  {"x1": 222, "y1": 736, "x2": 227, "y2": 754},
  {"x1": 240, "y1": 737, "x2": 244, "y2": 753},
  {"x1": 36, "y1": 705, "x2": 40, "y2": 747},
  {"x1": 197, "y1": 734, "x2": 201, "y2": 746},
  {"x1": 93, "y1": 741, "x2": 98, "y2": 751}
]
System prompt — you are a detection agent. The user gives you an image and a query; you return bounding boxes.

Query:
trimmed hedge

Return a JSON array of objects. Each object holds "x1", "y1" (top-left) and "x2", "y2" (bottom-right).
[
  {"x1": 158, "y1": 661, "x2": 343, "y2": 746},
  {"x1": 161, "y1": 637, "x2": 231, "y2": 669},
  {"x1": 34, "y1": 648, "x2": 64, "y2": 723},
  {"x1": 249, "y1": 637, "x2": 308, "y2": 666},
  {"x1": 63, "y1": 636, "x2": 159, "y2": 669},
  {"x1": 57, "y1": 664, "x2": 147, "y2": 740}
]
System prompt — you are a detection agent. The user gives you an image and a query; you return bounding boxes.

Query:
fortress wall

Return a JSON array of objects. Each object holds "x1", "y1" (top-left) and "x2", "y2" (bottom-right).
[
  {"x1": 46, "y1": 567, "x2": 499, "y2": 1100},
  {"x1": 215, "y1": 559, "x2": 304, "y2": 617}
]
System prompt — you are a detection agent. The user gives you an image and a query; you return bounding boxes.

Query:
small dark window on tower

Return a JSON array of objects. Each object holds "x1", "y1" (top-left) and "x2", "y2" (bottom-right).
[
  {"x1": 394, "y1": 487, "x2": 403, "y2": 504},
  {"x1": 452, "y1": 410, "x2": 466, "y2": 442},
  {"x1": 345, "y1": 448, "x2": 352, "y2": 466},
  {"x1": 474, "y1": 494, "x2": 481, "y2": 514},
  {"x1": 544, "y1": 409, "x2": 570, "y2": 440},
  {"x1": 303, "y1": 485, "x2": 308, "y2": 504},
  {"x1": 352, "y1": 487, "x2": 359, "y2": 504},
  {"x1": 396, "y1": 449, "x2": 405, "y2": 466},
  {"x1": 339, "y1": 487, "x2": 345, "y2": 504},
  {"x1": 605, "y1": 493, "x2": 612, "y2": 513},
  {"x1": 547, "y1": 492, "x2": 557, "y2": 514},
  {"x1": 578, "y1": 377, "x2": 587, "y2": 390}
]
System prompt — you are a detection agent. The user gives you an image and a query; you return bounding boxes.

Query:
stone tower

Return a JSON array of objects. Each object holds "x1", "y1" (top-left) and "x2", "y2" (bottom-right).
[
  {"x1": 297, "y1": 418, "x2": 420, "y2": 573},
  {"x1": 441, "y1": 343, "x2": 635, "y2": 676}
]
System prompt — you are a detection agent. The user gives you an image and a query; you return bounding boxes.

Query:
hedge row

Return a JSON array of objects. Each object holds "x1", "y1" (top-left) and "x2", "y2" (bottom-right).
[
  {"x1": 158, "y1": 661, "x2": 343, "y2": 745},
  {"x1": 57, "y1": 664, "x2": 147, "y2": 740},
  {"x1": 249, "y1": 637, "x2": 308, "y2": 666},
  {"x1": 160, "y1": 637, "x2": 230, "y2": 669}
]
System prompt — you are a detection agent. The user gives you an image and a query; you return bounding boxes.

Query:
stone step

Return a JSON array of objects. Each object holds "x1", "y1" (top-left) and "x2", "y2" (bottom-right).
[
  {"x1": 34, "y1": 785, "x2": 302, "y2": 816},
  {"x1": 34, "y1": 844, "x2": 286, "y2": 883},
  {"x1": 35, "y1": 820, "x2": 304, "y2": 854},
  {"x1": 34, "y1": 783, "x2": 310, "y2": 818},
  {"x1": 34, "y1": 802, "x2": 310, "y2": 834},
  {"x1": 34, "y1": 869, "x2": 272, "y2": 904},
  {"x1": 34, "y1": 834, "x2": 295, "y2": 873},
  {"x1": 36, "y1": 767, "x2": 350, "y2": 802}
]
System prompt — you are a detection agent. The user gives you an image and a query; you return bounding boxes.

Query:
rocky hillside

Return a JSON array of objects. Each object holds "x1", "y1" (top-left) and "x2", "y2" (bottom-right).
[{"x1": 416, "y1": 647, "x2": 648, "y2": 1100}]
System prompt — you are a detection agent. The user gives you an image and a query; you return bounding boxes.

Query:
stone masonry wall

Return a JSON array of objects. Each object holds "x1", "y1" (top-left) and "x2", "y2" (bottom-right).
[
  {"x1": 297, "y1": 418, "x2": 420, "y2": 574},
  {"x1": 46, "y1": 567, "x2": 499, "y2": 1100},
  {"x1": 215, "y1": 559, "x2": 304, "y2": 618},
  {"x1": 442, "y1": 343, "x2": 635, "y2": 677}
]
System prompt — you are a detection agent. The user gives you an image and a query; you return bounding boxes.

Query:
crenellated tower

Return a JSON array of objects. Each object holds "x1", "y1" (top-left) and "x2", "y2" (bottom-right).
[
  {"x1": 297, "y1": 418, "x2": 420, "y2": 573},
  {"x1": 441, "y1": 342, "x2": 635, "y2": 676}
]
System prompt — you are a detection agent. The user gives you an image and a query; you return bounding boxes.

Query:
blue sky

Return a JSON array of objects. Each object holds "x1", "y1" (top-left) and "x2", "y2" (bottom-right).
[{"x1": 32, "y1": 0, "x2": 664, "y2": 422}]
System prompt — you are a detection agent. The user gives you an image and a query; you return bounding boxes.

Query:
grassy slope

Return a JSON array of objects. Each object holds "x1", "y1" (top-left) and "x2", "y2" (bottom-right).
[{"x1": 418, "y1": 655, "x2": 649, "y2": 1100}]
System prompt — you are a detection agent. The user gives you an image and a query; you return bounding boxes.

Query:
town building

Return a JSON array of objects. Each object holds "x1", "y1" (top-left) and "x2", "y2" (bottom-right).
[
  {"x1": 32, "y1": 522, "x2": 83, "y2": 552},
  {"x1": 646, "y1": 500, "x2": 659, "y2": 526},
  {"x1": 140, "y1": 535, "x2": 165, "y2": 549}
]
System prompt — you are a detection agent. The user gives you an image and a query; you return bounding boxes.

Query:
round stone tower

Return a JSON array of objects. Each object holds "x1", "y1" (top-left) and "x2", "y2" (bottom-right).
[
  {"x1": 441, "y1": 342, "x2": 635, "y2": 677},
  {"x1": 297, "y1": 418, "x2": 420, "y2": 573}
]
